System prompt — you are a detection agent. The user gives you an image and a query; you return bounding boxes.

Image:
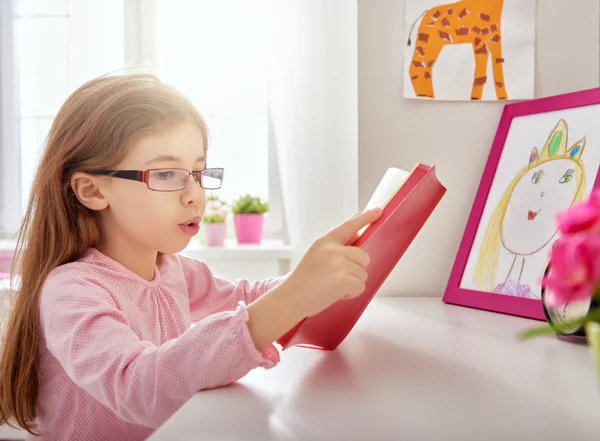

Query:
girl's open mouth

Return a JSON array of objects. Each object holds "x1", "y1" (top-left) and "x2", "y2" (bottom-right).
[{"x1": 179, "y1": 222, "x2": 199, "y2": 236}]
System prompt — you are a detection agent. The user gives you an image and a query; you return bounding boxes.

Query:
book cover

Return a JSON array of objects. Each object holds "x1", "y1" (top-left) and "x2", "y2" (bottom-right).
[{"x1": 276, "y1": 164, "x2": 446, "y2": 350}]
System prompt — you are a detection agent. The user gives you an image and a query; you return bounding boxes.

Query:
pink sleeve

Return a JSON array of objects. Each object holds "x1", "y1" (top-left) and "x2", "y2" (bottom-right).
[
  {"x1": 177, "y1": 254, "x2": 287, "y2": 322},
  {"x1": 39, "y1": 276, "x2": 279, "y2": 429}
]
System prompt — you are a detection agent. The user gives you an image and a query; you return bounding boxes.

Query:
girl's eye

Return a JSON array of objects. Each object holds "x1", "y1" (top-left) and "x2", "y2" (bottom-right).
[
  {"x1": 559, "y1": 174, "x2": 572, "y2": 184},
  {"x1": 154, "y1": 171, "x2": 175, "y2": 180},
  {"x1": 531, "y1": 176, "x2": 540, "y2": 184}
]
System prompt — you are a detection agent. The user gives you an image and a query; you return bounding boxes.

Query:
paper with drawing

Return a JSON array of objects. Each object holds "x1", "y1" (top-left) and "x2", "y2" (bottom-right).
[
  {"x1": 460, "y1": 105, "x2": 600, "y2": 299},
  {"x1": 403, "y1": 0, "x2": 536, "y2": 101}
]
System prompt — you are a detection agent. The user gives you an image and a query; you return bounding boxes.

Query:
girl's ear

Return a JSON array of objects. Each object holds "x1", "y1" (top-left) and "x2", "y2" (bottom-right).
[{"x1": 70, "y1": 172, "x2": 109, "y2": 211}]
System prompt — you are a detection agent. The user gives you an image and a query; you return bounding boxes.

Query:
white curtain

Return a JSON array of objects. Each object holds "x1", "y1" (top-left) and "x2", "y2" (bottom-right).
[
  {"x1": 0, "y1": 1, "x2": 20, "y2": 237},
  {"x1": 266, "y1": 0, "x2": 359, "y2": 268}
]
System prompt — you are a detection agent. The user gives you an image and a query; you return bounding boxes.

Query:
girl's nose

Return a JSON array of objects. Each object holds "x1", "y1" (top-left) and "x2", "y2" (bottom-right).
[{"x1": 182, "y1": 175, "x2": 204, "y2": 206}]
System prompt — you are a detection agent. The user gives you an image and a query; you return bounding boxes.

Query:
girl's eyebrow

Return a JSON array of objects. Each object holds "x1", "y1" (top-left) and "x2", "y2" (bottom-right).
[{"x1": 144, "y1": 154, "x2": 206, "y2": 165}]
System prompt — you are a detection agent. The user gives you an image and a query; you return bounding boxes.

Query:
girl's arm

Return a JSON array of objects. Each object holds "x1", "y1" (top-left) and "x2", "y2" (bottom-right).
[
  {"x1": 177, "y1": 254, "x2": 288, "y2": 322},
  {"x1": 39, "y1": 276, "x2": 281, "y2": 429}
]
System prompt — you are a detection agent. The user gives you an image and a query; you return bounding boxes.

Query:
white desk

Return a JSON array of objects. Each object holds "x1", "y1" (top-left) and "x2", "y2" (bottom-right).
[{"x1": 149, "y1": 298, "x2": 600, "y2": 441}]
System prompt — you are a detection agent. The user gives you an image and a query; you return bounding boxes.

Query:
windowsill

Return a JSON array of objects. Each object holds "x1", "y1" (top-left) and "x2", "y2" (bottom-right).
[
  {"x1": 0, "y1": 238, "x2": 291, "y2": 262},
  {"x1": 180, "y1": 239, "x2": 291, "y2": 261},
  {"x1": 0, "y1": 238, "x2": 15, "y2": 259},
  {"x1": 0, "y1": 238, "x2": 291, "y2": 293}
]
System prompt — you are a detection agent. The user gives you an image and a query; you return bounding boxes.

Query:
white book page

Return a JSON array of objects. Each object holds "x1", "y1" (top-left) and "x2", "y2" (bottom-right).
[
  {"x1": 363, "y1": 167, "x2": 410, "y2": 211},
  {"x1": 358, "y1": 167, "x2": 410, "y2": 237}
]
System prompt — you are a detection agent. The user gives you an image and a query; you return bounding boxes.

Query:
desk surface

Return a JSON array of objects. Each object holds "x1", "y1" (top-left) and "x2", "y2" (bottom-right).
[{"x1": 149, "y1": 297, "x2": 600, "y2": 441}]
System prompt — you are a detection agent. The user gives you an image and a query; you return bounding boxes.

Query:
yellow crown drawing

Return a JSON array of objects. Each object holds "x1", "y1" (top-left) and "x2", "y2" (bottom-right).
[{"x1": 529, "y1": 119, "x2": 585, "y2": 166}]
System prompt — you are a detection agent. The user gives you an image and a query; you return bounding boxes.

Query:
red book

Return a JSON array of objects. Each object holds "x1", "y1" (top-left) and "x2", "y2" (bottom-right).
[{"x1": 276, "y1": 164, "x2": 446, "y2": 350}]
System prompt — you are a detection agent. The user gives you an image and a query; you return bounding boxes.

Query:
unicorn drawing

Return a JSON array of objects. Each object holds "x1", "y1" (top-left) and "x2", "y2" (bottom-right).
[{"x1": 472, "y1": 119, "x2": 586, "y2": 298}]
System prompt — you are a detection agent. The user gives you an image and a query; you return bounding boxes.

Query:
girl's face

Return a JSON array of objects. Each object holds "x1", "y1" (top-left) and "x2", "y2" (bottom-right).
[
  {"x1": 501, "y1": 158, "x2": 580, "y2": 255},
  {"x1": 100, "y1": 118, "x2": 208, "y2": 255}
]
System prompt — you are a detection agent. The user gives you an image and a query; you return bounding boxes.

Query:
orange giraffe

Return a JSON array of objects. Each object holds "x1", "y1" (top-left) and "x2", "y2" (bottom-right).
[{"x1": 407, "y1": 0, "x2": 507, "y2": 100}]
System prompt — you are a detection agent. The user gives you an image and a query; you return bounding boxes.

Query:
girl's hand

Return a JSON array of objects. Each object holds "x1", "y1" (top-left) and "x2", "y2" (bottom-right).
[
  {"x1": 246, "y1": 208, "x2": 382, "y2": 351},
  {"x1": 281, "y1": 208, "x2": 382, "y2": 319}
]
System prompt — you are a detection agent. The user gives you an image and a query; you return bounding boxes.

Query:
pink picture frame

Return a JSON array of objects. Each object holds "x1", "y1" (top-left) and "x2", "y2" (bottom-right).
[{"x1": 443, "y1": 87, "x2": 600, "y2": 321}]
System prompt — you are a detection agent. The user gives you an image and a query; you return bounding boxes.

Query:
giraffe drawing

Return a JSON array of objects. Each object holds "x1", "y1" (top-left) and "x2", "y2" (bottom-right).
[{"x1": 407, "y1": 0, "x2": 507, "y2": 100}]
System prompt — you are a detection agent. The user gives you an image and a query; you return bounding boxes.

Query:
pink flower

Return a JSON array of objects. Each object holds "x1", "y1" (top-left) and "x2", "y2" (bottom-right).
[
  {"x1": 542, "y1": 234, "x2": 600, "y2": 307},
  {"x1": 202, "y1": 200, "x2": 228, "y2": 222},
  {"x1": 557, "y1": 189, "x2": 600, "y2": 235}
]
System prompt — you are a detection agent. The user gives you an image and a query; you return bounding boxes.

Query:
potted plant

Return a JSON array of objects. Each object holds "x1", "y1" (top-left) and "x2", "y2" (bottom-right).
[
  {"x1": 231, "y1": 194, "x2": 269, "y2": 244},
  {"x1": 201, "y1": 194, "x2": 228, "y2": 247}
]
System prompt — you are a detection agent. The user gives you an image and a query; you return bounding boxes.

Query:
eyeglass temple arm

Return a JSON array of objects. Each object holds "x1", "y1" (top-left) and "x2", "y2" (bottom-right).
[{"x1": 87, "y1": 170, "x2": 145, "y2": 182}]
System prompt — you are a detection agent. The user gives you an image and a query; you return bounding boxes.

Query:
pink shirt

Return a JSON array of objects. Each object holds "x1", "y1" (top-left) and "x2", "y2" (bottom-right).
[{"x1": 31, "y1": 248, "x2": 284, "y2": 440}]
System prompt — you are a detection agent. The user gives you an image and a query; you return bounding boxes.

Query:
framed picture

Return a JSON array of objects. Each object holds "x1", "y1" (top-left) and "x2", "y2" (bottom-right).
[{"x1": 443, "y1": 87, "x2": 600, "y2": 320}]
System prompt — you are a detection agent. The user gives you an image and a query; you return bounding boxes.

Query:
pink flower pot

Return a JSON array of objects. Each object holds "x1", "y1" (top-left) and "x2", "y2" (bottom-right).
[
  {"x1": 234, "y1": 214, "x2": 264, "y2": 244},
  {"x1": 202, "y1": 222, "x2": 227, "y2": 247}
]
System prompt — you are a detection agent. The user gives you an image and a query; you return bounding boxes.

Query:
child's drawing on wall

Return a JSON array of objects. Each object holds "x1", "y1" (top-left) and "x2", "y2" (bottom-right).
[
  {"x1": 403, "y1": 0, "x2": 535, "y2": 101},
  {"x1": 471, "y1": 119, "x2": 586, "y2": 298}
]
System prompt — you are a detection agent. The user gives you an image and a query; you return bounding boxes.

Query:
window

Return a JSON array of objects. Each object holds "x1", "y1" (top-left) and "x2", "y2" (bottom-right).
[
  {"x1": 10, "y1": 0, "x2": 125, "y2": 211},
  {"x1": 0, "y1": 0, "x2": 19, "y2": 235},
  {"x1": 1, "y1": 0, "x2": 282, "y2": 239},
  {"x1": 154, "y1": 0, "x2": 269, "y2": 205}
]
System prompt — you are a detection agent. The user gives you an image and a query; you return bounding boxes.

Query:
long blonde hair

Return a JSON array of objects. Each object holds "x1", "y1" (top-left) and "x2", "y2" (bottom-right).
[
  {"x1": 472, "y1": 119, "x2": 586, "y2": 291},
  {"x1": 0, "y1": 72, "x2": 208, "y2": 434}
]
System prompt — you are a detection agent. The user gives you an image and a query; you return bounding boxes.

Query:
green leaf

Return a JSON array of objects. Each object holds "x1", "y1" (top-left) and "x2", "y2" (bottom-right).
[
  {"x1": 202, "y1": 214, "x2": 226, "y2": 223},
  {"x1": 518, "y1": 307, "x2": 600, "y2": 340},
  {"x1": 231, "y1": 194, "x2": 269, "y2": 214},
  {"x1": 517, "y1": 324, "x2": 557, "y2": 340},
  {"x1": 206, "y1": 193, "x2": 227, "y2": 205}
]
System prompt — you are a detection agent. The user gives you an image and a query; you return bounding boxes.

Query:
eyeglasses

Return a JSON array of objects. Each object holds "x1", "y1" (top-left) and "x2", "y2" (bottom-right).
[{"x1": 88, "y1": 168, "x2": 224, "y2": 192}]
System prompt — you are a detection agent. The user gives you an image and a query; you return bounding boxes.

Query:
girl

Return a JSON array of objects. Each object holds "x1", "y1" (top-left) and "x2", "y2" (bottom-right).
[{"x1": 0, "y1": 73, "x2": 380, "y2": 440}]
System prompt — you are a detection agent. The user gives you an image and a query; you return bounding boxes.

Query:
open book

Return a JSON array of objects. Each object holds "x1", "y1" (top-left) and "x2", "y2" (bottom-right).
[{"x1": 276, "y1": 163, "x2": 446, "y2": 350}]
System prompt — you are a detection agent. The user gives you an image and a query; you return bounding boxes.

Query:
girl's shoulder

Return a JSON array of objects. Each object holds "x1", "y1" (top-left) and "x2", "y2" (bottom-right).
[
  {"x1": 39, "y1": 249, "x2": 188, "y2": 310},
  {"x1": 41, "y1": 249, "x2": 124, "y2": 296},
  {"x1": 42, "y1": 248, "x2": 212, "y2": 294},
  {"x1": 46, "y1": 249, "x2": 108, "y2": 278}
]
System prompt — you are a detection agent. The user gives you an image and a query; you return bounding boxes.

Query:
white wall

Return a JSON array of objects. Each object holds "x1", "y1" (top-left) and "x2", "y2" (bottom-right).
[
  {"x1": 266, "y1": 0, "x2": 359, "y2": 267},
  {"x1": 358, "y1": 0, "x2": 600, "y2": 296}
]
